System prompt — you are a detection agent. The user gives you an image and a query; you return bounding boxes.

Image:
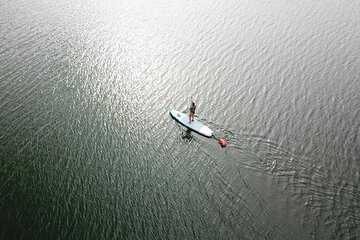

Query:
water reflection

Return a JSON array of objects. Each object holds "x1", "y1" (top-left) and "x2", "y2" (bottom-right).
[{"x1": 181, "y1": 129, "x2": 193, "y2": 142}]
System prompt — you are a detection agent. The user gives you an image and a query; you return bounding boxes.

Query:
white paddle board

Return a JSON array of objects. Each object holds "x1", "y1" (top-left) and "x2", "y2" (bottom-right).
[{"x1": 169, "y1": 109, "x2": 213, "y2": 138}]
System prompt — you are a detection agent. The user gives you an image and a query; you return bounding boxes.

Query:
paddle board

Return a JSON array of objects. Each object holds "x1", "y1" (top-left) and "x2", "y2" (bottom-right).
[{"x1": 169, "y1": 109, "x2": 213, "y2": 138}]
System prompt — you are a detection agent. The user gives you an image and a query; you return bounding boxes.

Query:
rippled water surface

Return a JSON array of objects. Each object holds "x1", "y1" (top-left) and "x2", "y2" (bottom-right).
[{"x1": 1, "y1": 0, "x2": 360, "y2": 239}]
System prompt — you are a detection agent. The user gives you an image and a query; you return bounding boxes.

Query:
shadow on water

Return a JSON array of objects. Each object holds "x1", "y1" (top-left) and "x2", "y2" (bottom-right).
[{"x1": 181, "y1": 129, "x2": 194, "y2": 142}]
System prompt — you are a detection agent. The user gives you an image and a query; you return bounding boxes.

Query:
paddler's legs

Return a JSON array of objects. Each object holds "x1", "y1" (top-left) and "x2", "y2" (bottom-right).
[{"x1": 189, "y1": 112, "x2": 194, "y2": 122}]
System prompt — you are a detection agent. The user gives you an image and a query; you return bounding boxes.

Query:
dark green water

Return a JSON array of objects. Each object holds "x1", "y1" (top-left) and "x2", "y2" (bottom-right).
[{"x1": 1, "y1": 0, "x2": 360, "y2": 239}]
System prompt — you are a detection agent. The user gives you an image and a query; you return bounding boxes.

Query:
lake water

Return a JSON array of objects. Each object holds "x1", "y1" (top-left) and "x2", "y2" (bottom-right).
[{"x1": 1, "y1": 0, "x2": 359, "y2": 239}]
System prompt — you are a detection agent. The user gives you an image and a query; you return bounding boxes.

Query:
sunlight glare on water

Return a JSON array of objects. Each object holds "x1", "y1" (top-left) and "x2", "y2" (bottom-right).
[{"x1": 0, "y1": 0, "x2": 359, "y2": 239}]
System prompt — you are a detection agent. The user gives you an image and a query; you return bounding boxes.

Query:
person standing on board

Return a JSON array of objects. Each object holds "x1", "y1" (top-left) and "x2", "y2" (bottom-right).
[{"x1": 189, "y1": 98, "x2": 196, "y2": 123}]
